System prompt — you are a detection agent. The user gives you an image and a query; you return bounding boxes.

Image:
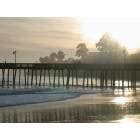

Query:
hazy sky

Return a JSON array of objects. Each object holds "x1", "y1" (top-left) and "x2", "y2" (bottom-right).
[
  {"x1": 0, "y1": 17, "x2": 86, "y2": 62},
  {"x1": 0, "y1": 17, "x2": 140, "y2": 62}
]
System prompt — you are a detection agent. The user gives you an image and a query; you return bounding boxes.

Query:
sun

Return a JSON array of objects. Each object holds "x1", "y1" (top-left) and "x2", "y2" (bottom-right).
[{"x1": 77, "y1": 18, "x2": 140, "y2": 52}]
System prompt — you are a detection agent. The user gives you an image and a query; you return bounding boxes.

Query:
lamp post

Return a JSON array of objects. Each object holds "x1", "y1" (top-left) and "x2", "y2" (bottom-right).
[{"x1": 13, "y1": 50, "x2": 17, "y2": 63}]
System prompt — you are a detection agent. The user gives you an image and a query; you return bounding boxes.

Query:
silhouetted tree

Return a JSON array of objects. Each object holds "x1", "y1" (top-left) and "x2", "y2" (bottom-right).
[
  {"x1": 49, "y1": 52, "x2": 57, "y2": 62},
  {"x1": 96, "y1": 33, "x2": 128, "y2": 63},
  {"x1": 122, "y1": 46, "x2": 128, "y2": 63},
  {"x1": 45, "y1": 56, "x2": 50, "y2": 62},
  {"x1": 64, "y1": 57, "x2": 76, "y2": 63},
  {"x1": 76, "y1": 43, "x2": 88, "y2": 59},
  {"x1": 39, "y1": 56, "x2": 50, "y2": 63},
  {"x1": 39, "y1": 50, "x2": 66, "y2": 63},
  {"x1": 57, "y1": 50, "x2": 65, "y2": 62},
  {"x1": 96, "y1": 33, "x2": 121, "y2": 52},
  {"x1": 39, "y1": 57, "x2": 45, "y2": 63}
]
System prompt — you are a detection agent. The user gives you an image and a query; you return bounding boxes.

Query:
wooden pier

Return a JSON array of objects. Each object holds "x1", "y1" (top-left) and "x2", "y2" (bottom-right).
[{"x1": 0, "y1": 63, "x2": 139, "y2": 89}]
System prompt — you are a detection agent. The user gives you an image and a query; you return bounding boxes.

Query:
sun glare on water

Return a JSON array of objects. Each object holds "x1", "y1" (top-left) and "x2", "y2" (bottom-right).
[
  {"x1": 112, "y1": 97, "x2": 128, "y2": 105},
  {"x1": 77, "y1": 18, "x2": 140, "y2": 51},
  {"x1": 118, "y1": 116, "x2": 135, "y2": 123}
]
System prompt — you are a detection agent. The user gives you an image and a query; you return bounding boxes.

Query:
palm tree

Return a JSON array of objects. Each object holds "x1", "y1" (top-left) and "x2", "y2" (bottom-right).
[
  {"x1": 57, "y1": 50, "x2": 65, "y2": 62},
  {"x1": 75, "y1": 43, "x2": 88, "y2": 59}
]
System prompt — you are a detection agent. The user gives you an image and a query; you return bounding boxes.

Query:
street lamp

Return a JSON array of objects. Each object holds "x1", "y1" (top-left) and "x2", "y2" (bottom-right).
[{"x1": 13, "y1": 50, "x2": 17, "y2": 63}]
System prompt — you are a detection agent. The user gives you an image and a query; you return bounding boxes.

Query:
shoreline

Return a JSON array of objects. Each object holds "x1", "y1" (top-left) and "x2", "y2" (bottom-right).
[
  {"x1": 0, "y1": 93, "x2": 140, "y2": 122},
  {"x1": 0, "y1": 93, "x2": 140, "y2": 112},
  {"x1": 0, "y1": 87, "x2": 138, "y2": 108}
]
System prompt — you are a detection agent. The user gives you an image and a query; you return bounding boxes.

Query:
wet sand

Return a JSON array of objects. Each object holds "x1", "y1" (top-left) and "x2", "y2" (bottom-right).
[
  {"x1": 0, "y1": 93, "x2": 140, "y2": 122},
  {"x1": 0, "y1": 94, "x2": 140, "y2": 111},
  {"x1": 0, "y1": 93, "x2": 139, "y2": 112}
]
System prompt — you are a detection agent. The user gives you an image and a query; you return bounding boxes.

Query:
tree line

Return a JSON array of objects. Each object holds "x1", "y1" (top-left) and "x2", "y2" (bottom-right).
[{"x1": 39, "y1": 33, "x2": 140, "y2": 64}]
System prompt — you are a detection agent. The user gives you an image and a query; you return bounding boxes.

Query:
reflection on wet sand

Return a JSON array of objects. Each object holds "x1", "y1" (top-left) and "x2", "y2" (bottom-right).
[
  {"x1": 0, "y1": 88, "x2": 139, "y2": 123},
  {"x1": 1, "y1": 101, "x2": 140, "y2": 123},
  {"x1": 112, "y1": 97, "x2": 129, "y2": 104}
]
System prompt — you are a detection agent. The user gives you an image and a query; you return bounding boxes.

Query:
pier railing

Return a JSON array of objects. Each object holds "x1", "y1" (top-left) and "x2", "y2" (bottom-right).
[{"x1": 0, "y1": 63, "x2": 140, "y2": 89}]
